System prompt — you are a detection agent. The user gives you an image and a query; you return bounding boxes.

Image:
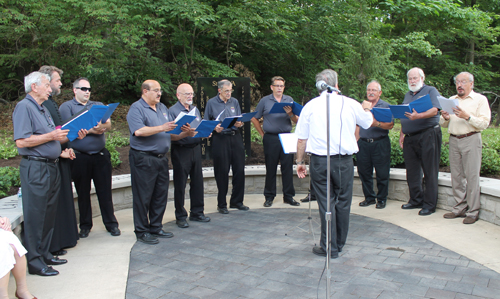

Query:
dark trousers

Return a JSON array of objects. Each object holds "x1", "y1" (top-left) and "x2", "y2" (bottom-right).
[
  {"x1": 211, "y1": 132, "x2": 245, "y2": 208},
  {"x1": 171, "y1": 144, "x2": 204, "y2": 220},
  {"x1": 403, "y1": 126, "x2": 442, "y2": 210},
  {"x1": 50, "y1": 157, "x2": 79, "y2": 252},
  {"x1": 129, "y1": 149, "x2": 169, "y2": 236},
  {"x1": 71, "y1": 148, "x2": 118, "y2": 231},
  {"x1": 20, "y1": 159, "x2": 60, "y2": 272},
  {"x1": 263, "y1": 133, "x2": 295, "y2": 201},
  {"x1": 310, "y1": 154, "x2": 354, "y2": 255},
  {"x1": 357, "y1": 135, "x2": 391, "y2": 203}
]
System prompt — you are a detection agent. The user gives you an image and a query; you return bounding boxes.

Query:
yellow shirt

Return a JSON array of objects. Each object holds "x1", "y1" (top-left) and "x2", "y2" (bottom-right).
[{"x1": 439, "y1": 91, "x2": 491, "y2": 135}]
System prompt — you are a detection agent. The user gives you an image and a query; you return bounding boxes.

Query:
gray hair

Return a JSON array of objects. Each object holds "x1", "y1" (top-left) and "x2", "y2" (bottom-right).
[
  {"x1": 455, "y1": 72, "x2": 474, "y2": 83},
  {"x1": 217, "y1": 79, "x2": 232, "y2": 90},
  {"x1": 315, "y1": 69, "x2": 338, "y2": 92},
  {"x1": 24, "y1": 71, "x2": 50, "y2": 93},
  {"x1": 73, "y1": 77, "x2": 90, "y2": 88},
  {"x1": 407, "y1": 67, "x2": 425, "y2": 80},
  {"x1": 366, "y1": 80, "x2": 381, "y2": 91}
]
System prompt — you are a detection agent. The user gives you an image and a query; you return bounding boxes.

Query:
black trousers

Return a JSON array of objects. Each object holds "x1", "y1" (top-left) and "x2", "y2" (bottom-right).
[
  {"x1": 71, "y1": 148, "x2": 118, "y2": 231},
  {"x1": 357, "y1": 135, "x2": 391, "y2": 203},
  {"x1": 263, "y1": 133, "x2": 295, "y2": 201},
  {"x1": 129, "y1": 149, "x2": 169, "y2": 236},
  {"x1": 403, "y1": 126, "x2": 442, "y2": 210},
  {"x1": 20, "y1": 159, "x2": 60, "y2": 272},
  {"x1": 171, "y1": 144, "x2": 204, "y2": 220},
  {"x1": 50, "y1": 157, "x2": 79, "y2": 252},
  {"x1": 310, "y1": 154, "x2": 354, "y2": 255},
  {"x1": 211, "y1": 132, "x2": 245, "y2": 208}
]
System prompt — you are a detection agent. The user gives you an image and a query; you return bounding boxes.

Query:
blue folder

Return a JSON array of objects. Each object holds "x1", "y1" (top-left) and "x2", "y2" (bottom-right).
[
  {"x1": 389, "y1": 94, "x2": 434, "y2": 119},
  {"x1": 220, "y1": 112, "x2": 257, "y2": 129},
  {"x1": 371, "y1": 108, "x2": 393, "y2": 123},
  {"x1": 169, "y1": 115, "x2": 197, "y2": 135},
  {"x1": 269, "y1": 101, "x2": 303, "y2": 116},
  {"x1": 62, "y1": 105, "x2": 108, "y2": 141},
  {"x1": 193, "y1": 120, "x2": 219, "y2": 138},
  {"x1": 100, "y1": 103, "x2": 120, "y2": 123}
]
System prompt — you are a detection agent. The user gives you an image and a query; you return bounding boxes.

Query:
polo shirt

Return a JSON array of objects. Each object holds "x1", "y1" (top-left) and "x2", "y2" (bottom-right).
[
  {"x1": 254, "y1": 94, "x2": 294, "y2": 134},
  {"x1": 203, "y1": 95, "x2": 241, "y2": 132},
  {"x1": 169, "y1": 101, "x2": 202, "y2": 146},
  {"x1": 59, "y1": 98, "x2": 106, "y2": 154},
  {"x1": 359, "y1": 99, "x2": 391, "y2": 139},
  {"x1": 400, "y1": 85, "x2": 441, "y2": 135},
  {"x1": 13, "y1": 95, "x2": 61, "y2": 159},
  {"x1": 295, "y1": 91, "x2": 373, "y2": 156},
  {"x1": 127, "y1": 98, "x2": 171, "y2": 154}
]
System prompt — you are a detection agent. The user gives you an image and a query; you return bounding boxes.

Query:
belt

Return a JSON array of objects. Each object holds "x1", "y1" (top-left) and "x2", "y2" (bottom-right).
[
  {"x1": 22, "y1": 156, "x2": 59, "y2": 163},
  {"x1": 74, "y1": 150, "x2": 104, "y2": 156},
  {"x1": 450, "y1": 131, "x2": 479, "y2": 139},
  {"x1": 359, "y1": 135, "x2": 387, "y2": 143},
  {"x1": 221, "y1": 130, "x2": 237, "y2": 136},
  {"x1": 405, "y1": 124, "x2": 439, "y2": 138},
  {"x1": 131, "y1": 148, "x2": 166, "y2": 158}
]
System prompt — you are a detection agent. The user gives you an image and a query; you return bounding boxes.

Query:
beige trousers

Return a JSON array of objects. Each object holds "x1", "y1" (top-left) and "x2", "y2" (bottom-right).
[{"x1": 449, "y1": 133, "x2": 482, "y2": 218}]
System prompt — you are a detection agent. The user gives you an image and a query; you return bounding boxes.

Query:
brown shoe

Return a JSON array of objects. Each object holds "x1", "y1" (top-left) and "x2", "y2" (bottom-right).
[
  {"x1": 443, "y1": 212, "x2": 465, "y2": 219},
  {"x1": 463, "y1": 216, "x2": 477, "y2": 224}
]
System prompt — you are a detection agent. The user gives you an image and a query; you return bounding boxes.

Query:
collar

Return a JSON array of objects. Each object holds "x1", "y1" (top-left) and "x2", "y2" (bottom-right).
[
  {"x1": 26, "y1": 94, "x2": 44, "y2": 111},
  {"x1": 72, "y1": 97, "x2": 90, "y2": 106}
]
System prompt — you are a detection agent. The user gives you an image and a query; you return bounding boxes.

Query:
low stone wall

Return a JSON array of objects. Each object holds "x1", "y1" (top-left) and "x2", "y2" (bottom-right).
[{"x1": 2, "y1": 165, "x2": 500, "y2": 231}]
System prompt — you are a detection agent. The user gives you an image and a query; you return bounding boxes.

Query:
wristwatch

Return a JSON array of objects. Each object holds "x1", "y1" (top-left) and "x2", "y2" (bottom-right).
[{"x1": 296, "y1": 160, "x2": 305, "y2": 165}]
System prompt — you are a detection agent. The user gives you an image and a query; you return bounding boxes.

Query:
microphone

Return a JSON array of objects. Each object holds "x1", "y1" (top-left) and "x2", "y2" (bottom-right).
[{"x1": 316, "y1": 80, "x2": 341, "y2": 94}]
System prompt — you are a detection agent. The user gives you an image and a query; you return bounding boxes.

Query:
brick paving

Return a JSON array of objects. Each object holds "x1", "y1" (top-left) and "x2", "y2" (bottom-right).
[{"x1": 126, "y1": 208, "x2": 500, "y2": 299}]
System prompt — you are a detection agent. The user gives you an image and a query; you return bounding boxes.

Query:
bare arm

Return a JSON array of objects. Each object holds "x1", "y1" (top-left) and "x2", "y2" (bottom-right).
[
  {"x1": 16, "y1": 129, "x2": 69, "y2": 148},
  {"x1": 134, "y1": 121, "x2": 177, "y2": 137},
  {"x1": 405, "y1": 107, "x2": 438, "y2": 121},
  {"x1": 251, "y1": 117, "x2": 264, "y2": 138},
  {"x1": 296, "y1": 139, "x2": 308, "y2": 178}
]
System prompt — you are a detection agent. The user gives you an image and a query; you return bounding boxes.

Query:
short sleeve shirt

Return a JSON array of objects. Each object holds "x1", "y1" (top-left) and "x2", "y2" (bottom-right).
[
  {"x1": 59, "y1": 98, "x2": 106, "y2": 154},
  {"x1": 127, "y1": 98, "x2": 171, "y2": 154},
  {"x1": 254, "y1": 94, "x2": 293, "y2": 134},
  {"x1": 203, "y1": 95, "x2": 242, "y2": 133},
  {"x1": 169, "y1": 101, "x2": 202, "y2": 146},
  {"x1": 400, "y1": 85, "x2": 441, "y2": 134},
  {"x1": 13, "y1": 95, "x2": 61, "y2": 159},
  {"x1": 359, "y1": 99, "x2": 391, "y2": 139}
]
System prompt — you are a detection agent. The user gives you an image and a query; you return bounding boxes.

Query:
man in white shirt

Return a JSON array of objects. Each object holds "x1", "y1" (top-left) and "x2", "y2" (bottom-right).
[
  {"x1": 295, "y1": 69, "x2": 373, "y2": 258},
  {"x1": 440, "y1": 72, "x2": 491, "y2": 224}
]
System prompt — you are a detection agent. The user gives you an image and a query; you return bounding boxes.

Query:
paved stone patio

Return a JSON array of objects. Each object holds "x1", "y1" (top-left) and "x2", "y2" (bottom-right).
[{"x1": 126, "y1": 208, "x2": 500, "y2": 299}]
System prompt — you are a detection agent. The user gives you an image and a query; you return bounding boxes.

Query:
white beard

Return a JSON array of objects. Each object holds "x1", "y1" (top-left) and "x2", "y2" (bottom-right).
[
  {"x1": 186, "y1": 99, "x2": 193, "y2": 105},
  {"x1": 408, "y1": 80, "x2": 423, "y2": 93}
]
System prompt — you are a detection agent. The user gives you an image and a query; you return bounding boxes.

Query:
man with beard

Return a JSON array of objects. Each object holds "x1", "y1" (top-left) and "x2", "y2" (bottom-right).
[
  {"x1": 356, "y1": 80, "x2": 394, "y2": 209},
  {"x1": 399, "y1": 67, "x2": 442, "y2": 216},
  {"x1": 440, "y1": 72, "x2": 491, "y2": 224},
  {"x1": 169, "y1": 83, "x2": 211, "y2": 228},
  {"x1": 13, "y1": 71, "x2": 73, "y2": 276},
  {"x1": 60, "y1": 78, "x2": 121, "y2": 239},
  {"x1": 39, "y1": 65, "x2": 81, "y2": 257}
]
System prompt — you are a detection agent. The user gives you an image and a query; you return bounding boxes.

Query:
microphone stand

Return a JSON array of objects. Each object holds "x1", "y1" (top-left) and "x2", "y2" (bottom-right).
[{"x1": 325, "y1": 90, "x2": 332, "y2": 299}]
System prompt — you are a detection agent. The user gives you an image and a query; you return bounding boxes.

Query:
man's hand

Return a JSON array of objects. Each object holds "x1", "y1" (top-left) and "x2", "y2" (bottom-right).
[
  {"x1": 181, "y1": 124, "x2": 197, "y2": 137},
  {"x1": 399, "y1": 131, "x2": 404, "y2": 149},
  {"x1": 452, "y1": 106, "x2": 470, "y2": 120},
  {"x1": 234, "y1": 121, "x2": 243, "y2": 128},
  {"x1": 161, "y1": 121, "x2": 177, "y2": 132},
  {"x1": 283, "y1": 106, "x2": 293, "y2": 116},
  {"x1": 0, "y1": 216, "x2": 12, "y2": 232},
  {"x1": 52, "y1": 129, "x2": 69, "y2": 141},
  {"x1": 361, "y1": 100, "x2": 373, "y2": 110},
  {"x1": 214, "y1": 124, "x2": 223, "y2": 133},
  {"x1": 404, "y1": 108, "x2": 420, "y2": 121},
  {"x1": 297, "y1": 165, "x2": 307, "y2": 179},
  {"x1": 77, "y1": 129, "x2": 88, "y2": 140},
  {"x1": 89, "y1": 122, "x2": 107, "y2": 135},
  {"x1": 441, "y1": 110, "x2": 450, "y2": 121},
  {"x1": 60, "y1": 148, "x2": 76, "y2": 160}
]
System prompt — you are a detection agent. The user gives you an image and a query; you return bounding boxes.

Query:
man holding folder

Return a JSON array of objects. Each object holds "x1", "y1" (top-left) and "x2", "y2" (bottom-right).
[
  {"x1": 251, "y1": 76, "x2": 300, "y2": 207},
  {"x1": 59, "y1": 78, "x2": 120, "y2": 238}
]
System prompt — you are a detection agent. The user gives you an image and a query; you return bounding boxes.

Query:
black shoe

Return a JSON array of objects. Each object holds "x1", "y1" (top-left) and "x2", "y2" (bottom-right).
[
  {"x1": 45, "y1": 257, "x2": 67, "y2": 265},
  {"x1": 300, "y1": 194, "x2": 316, "y2": 202},
  {"x1": 189, "y1": 215, "x2": 211, "y2": 222},
  {"x1": 229, "y1": 204, "x2": 250, "y2": 210},
  {"x1": 176, "y1": 219, "x2": 189, "y2": 228},
  {"x1": 359, "y1": 200, "x2": 376, "y2": 207},
  {"x1": 108, "y1": 227, "x2": 121, "y2": 236},
  {"x1": 401, "y1": 203, "x2": 423, "y2": 210},
  {"x1": 263, "y1": 199, "x2": 273, "y2": 207},
  {"x1": 312, "y1": 246, "x2": 338, "y2": 258},
  {"x1": 137, "y1": 233, "x2": 159, "y2": 245},
  {"x1": 79, "y1": 229, "x2": 90, "y2": 238},
  {"x1": 376, "y1": 201, "x2": 386, "y2": 209},
  {"x1": 217, "y1": 207, "x2": 229, "y2": 214},
  {"x1": 151, "y1": 230, "x2": 174, "y2": 238},
  {"x1": 29, "y1": 266, "x2": 59, "y2": 276},
  {"x1": 284, "y1": 199, "x2": 300, "y2": 206},
  {"x1": 418, "y1": 208, "x2": 435, "y2": 216},
  {"x1": 51, "y1": 249, "x2": 67, "y2": 256}
]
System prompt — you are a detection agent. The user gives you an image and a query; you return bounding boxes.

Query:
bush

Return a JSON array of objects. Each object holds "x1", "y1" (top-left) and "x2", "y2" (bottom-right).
[
  {"x1": 481, "y1": 147, "x2": 500, "y2": 175},
  {"x1": 105, "y1": 132, "x2": 130, "y2": 168},
  {"x1": 389, "y1": 130, "x2": 404, "y2": 167},
  {"x1": 0, "y1": 166, "x2": 20, "y2": 197},
  {"x1": 0, "y1": 138, "x2": 18, "y2": 160}
]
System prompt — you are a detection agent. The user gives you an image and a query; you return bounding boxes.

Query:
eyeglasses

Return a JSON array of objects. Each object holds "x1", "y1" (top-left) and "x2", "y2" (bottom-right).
[
  {"x1": 222, "y1": 89, "x2": 233, "y2": 94},
  {"x1": 76, "y1": 87, "x2": 92, "y2": 92},
  {"x1": 455, "y1": 80, "x2": 471, "y2": 86},
  {"x1": 149, "y1": 89, "x2": 162, "y2": 93},
  {"x1": 407, "y1": 76, "x2": 421, "y2": 82},
  {"x1": 179, "y1": 92, "x2": 195, "y2": 97},
  {"x1": 367, "y1": 89, "x2": 379, "y2": 92},
  {"x1": 272, "y1": 85, "x2": 285, "y2": 88}
]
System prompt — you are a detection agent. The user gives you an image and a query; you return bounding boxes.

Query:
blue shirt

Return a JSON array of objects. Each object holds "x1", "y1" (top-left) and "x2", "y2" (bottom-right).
[
  {"x1": 59, "y1": 98, "x2": 106, "y2": 154},
  {"x1": 127, "y1": 98, "x2": 172, "y2": 154},
  {"x1": 254, "y1": 94, "x2": 294, "y2": 134},
  {"x1": 13, "y1": 95, "x2": 61, "y2": 159}
]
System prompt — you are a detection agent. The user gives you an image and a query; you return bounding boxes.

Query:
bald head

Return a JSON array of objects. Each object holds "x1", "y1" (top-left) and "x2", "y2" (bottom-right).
[
  {"x1": 141, "y1": 80, "x2": 162, "y2": 106},
  {"x1": 177, "y1": 83, "x2": 194, "y2": 107},
  {"x1": 141, "y1": 80, "x2": 159, "y2": 95}
]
